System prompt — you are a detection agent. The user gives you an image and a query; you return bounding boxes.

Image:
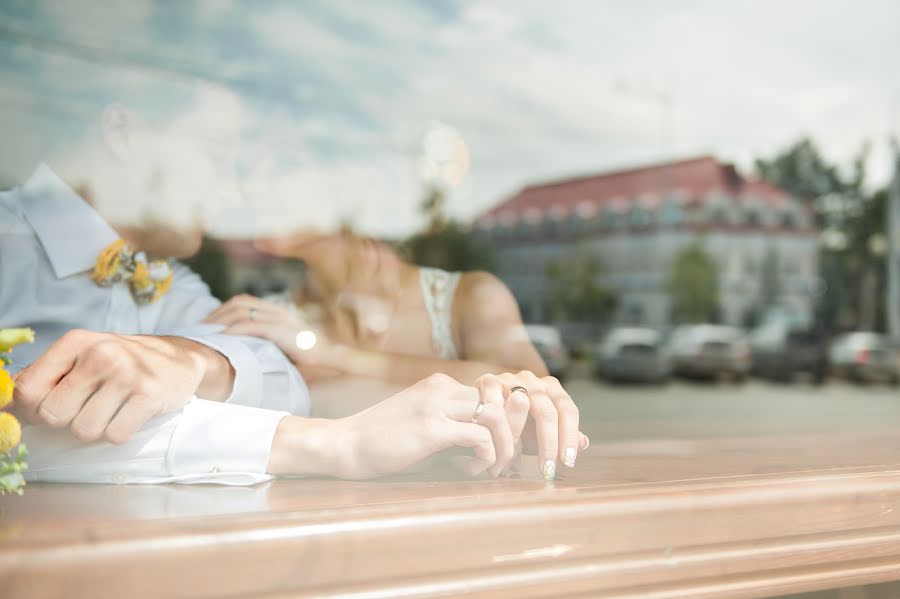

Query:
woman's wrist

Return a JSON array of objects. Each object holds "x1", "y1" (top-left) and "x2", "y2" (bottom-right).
[
  {"x1": 340, "y1": 346, "x2": 386, "y2": 378},
  {"x1": 267, "y1": 415, "x2": 356, "y2": 478}
]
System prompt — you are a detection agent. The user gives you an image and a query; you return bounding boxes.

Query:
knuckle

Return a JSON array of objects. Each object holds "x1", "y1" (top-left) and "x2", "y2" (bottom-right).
[
  {"x1": 559, "y1": 400, "x2": 580, "y2": 420},
  {"x1": 38, "y1": 406, "x2": 66, "y2": 428},
  {"x1": 474, "y1": 373, "x2": 497, "y2": 387},
  {"x1": 543, "y1": 375, "x2": 562, "y2": 389},
  {"x1": 516, "y1": 370, "x2": 542, "y2": 388},
  {"x1": 61, "y1": 328, "x2": 90, "y2": 344},
  {"x1": 12, "y1": 377, "x2": 37, "y2": 406},
  {"x1": 71, "y1": 420, "x2": 103, "y2": 443},
  {"x1": 87, "y1": 341, "x2": 125, "y2": 369},
  {"x1": 105, "y1": 425, "x2": 132, "y2": 445},
  {"x1": 133, "y1": 380, "x2": 158, "y2": 398},
  {"x1": 423, "y1": 372, "x2": 454, "y2": 390}
]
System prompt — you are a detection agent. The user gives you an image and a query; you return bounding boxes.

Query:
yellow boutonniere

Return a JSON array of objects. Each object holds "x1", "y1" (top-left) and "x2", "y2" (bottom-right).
[
  {"x1": 92, "y1": 240, "x2": 174, "y2": 305},
  {"x1": 91, "y1": 239, "x2": 128, "y2": 285}
]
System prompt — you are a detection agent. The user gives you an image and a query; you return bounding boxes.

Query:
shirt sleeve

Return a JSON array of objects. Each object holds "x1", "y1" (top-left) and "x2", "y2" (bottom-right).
[
  {"x1": 23, "y1": 398, "x2": 289, "y2": 486},
  {"x1": 153, "y1": 264, "x2": 310, "y2": 416}
]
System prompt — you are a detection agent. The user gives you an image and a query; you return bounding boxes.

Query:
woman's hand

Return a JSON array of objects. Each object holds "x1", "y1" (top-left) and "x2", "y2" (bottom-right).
[
  {"x1": 204, "y1": 295, "x2": 345, "y2": 381},
  {"x1": 335, "y1": 373, "x2": 529, "y2": 480},
  {"x1": 476, "y1": 371, "x2": 588, "y2": 480},
  {"x1": 268, "y1": 371, "x2": 588, "y2": 481}
]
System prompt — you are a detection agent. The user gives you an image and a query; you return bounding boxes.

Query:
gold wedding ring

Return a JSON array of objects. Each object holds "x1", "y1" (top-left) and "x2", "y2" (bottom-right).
[{"x1": 471, "y1": 400, "x2": 486, "y2": 422}]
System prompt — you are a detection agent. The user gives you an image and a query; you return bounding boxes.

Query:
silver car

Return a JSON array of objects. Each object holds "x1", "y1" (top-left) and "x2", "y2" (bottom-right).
[
  {"x1": 666, "y1": 325, "x2": 751, "y2": 382},
  {"x1": 594, "y1": 327, "x2": 669, "y2": 383},
  {"x1": 828, "y1": 332, "x2": 899, "y2": 385}
]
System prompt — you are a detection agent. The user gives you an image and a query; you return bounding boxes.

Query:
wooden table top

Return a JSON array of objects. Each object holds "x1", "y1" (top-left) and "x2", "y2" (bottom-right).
[{"x1": 4, "y1": 426, "x2": 900, "y2": 598}]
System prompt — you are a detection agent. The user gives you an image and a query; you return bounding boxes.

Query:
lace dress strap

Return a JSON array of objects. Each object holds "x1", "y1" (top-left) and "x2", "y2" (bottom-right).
[{"x1": 419, "y1": 267, "x2": 461, "y2": 360}]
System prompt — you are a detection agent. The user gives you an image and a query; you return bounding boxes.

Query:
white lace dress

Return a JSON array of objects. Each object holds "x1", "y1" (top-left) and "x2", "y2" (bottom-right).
[
  {"x1": 267, "y1": 267, "x2": 462, "y2": 359},
  {"x1": 418, "y1": 267, "x2": 462, "y2": 360}
]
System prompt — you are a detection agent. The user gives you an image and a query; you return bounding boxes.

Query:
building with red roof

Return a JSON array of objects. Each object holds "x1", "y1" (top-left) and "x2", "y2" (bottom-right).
[{"x1": 473, "y1": 156, "x2": 818, "y2": 329}]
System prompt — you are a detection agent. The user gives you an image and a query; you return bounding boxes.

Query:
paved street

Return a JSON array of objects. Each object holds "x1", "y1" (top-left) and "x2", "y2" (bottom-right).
[{"x1": 566, "y1": 373, "x2": 900, "y2": 441}]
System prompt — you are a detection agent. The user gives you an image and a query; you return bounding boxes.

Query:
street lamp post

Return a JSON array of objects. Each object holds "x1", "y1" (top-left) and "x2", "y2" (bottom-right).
[{"x1": 888, "y1": 138, "x2": 900, "y2": 340}]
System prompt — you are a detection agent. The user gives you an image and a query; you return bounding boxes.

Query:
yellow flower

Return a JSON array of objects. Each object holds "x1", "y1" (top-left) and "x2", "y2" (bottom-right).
[
  {"x1": 0, "y1": 412, "x2": 21, "y2": 454},
  {"x1": 0, "y1": 328, "x2": 34, "y2": 353},
  {"x1": 0, "y1": 368, "x2": 12, "y2": 410},
  {"x1": 92, "y1": 239, "x2": 127, "y2": 285},
  {"x1": 131, "y1": 261, "x2": 152, "y2": 292},
  {"x1": 151, "y1": 269, "x2": 174, "y2": 303}
]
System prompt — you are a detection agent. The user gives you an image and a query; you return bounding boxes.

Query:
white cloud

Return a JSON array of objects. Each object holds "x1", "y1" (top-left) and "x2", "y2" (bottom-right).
[{"x1": 1, "y1": 0, "x2": 898, "y2": 235}]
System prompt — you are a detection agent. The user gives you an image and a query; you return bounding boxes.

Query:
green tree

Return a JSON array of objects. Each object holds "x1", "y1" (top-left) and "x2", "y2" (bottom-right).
[
  {"x1": 754, "y1": 138, "x2": 867, "y2": 225},
  {"x1": 849, "y1": 187, "x2": 890, "y2": 331},
  {"x1": 404, "y1": 185, "x2": 495, "y2": 272},
  {"x1": 668, "y1": 243, "x2": 719, "y2": 323},
  {"x1": 754, "y1": 137, "x2": 878, "y2": 332},
  {"x1": 184, "y1": 236, "x2": 233, "y2": 301},
  {"x1": 405, "y1": 221, "x2": 495, "y2": 272},
  {"x1": 420, "y1": 186, "x2": 447, "y2": 233},
  {"x1": 544, "y1": 253, "x2": 616, "y2": 323}
]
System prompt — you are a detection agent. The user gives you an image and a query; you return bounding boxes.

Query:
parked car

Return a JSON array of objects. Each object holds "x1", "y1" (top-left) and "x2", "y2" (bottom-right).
[
  {"x1": 749, "y1": 323, "x2": 828, "y2": 383},
  {"x1": 524, "y1": 324, "x2": 570, "y2": 380},
  {"x1": 828, "y1": 332, "x2": 900, "y2": 385},
  {"x1": 666, "y1": 325, "x2": 751, "y2": 381},
  {"x1": 594, "y1": 327, "x2": 669, "y2": 383}
]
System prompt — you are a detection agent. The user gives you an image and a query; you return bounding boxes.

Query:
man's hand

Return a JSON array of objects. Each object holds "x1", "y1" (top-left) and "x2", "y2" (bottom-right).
[
  {"x1": 205, "y1": 294, "x2": 348, "y2": 382},
  {"x1": 13, "y1": 329, "x2": 234, "y2": 444}
]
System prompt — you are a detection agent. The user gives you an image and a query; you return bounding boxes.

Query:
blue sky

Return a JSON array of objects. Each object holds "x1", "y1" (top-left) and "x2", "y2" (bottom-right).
[{"x1": 1, "y1": 0, "x2": 898, "y2": 236}]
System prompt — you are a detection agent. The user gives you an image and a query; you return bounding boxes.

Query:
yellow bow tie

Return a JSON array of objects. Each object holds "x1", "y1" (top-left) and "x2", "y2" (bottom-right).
[{"x1": 92, "y1": 239, "x2": 174, "y2": 305}]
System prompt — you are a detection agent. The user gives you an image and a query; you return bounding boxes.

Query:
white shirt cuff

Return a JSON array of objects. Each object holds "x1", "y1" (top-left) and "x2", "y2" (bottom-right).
[
  {"x1": 23, "y1": 399, "x2": 289, "y2": 486},
  {"x1": 166, "y1": 399, "x2": 288, "y2": 485},
  {"x1": 184, "y1": 333, "x2": 263, "y2": 408}
]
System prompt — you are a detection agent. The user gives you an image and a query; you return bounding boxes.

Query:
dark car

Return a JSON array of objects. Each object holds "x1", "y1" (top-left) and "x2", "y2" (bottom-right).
[
  {"x1": 593, "y1": 327, "x2": 669, "y2": 383},
  {"x1": 666, "y1": 325, "x2": 751, "y2": 382},
  {"x1": 749, "y1": 324, "x2": 828, "y2": 383}
]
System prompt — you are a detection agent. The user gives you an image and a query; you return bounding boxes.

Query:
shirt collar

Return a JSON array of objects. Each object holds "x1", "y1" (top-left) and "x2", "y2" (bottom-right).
[{"x1": 19, "y1": 164, "x2": 120, "y2": 279}]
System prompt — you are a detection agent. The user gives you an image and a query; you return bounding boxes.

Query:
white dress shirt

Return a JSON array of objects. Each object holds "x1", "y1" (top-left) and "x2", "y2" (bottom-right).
[{"x1": 0, "y1": 164, "x2": 308, "y2": 485}]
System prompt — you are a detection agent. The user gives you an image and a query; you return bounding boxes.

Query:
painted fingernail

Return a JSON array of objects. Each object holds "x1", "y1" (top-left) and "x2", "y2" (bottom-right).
[
  {"x1": 563, "y1": 447, "x2": 576, "y2": 468},
  {"x1": 542, "y1": 459, "x2": 556, "y2": 481}
]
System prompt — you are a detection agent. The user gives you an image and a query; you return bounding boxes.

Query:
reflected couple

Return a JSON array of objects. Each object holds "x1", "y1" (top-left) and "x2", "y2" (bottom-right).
[{"x1": 1, "y1": 91, "x2": 585, "y2": 486}]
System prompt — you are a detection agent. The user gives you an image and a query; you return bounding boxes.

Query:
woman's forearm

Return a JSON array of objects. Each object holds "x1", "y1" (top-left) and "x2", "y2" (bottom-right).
[{"x1": 267, "y1": 415, "x2": 352, "y2": 477}]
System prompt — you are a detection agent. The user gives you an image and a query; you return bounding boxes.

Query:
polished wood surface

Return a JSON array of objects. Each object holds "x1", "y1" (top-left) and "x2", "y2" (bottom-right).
[{"x1": 3, "y1": 427, "x2": 900, "y2": 598}]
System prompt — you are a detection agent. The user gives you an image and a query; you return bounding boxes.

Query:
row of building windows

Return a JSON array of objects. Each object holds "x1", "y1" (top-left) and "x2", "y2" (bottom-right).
[{"x1": 476, "y1": 198, "x2": 810, "y2": 239}]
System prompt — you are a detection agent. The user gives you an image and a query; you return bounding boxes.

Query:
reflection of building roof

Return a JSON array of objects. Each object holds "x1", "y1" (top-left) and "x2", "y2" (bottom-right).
[{"x1": 477, "y1": 155, "x2": 792, "y2": 224}]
